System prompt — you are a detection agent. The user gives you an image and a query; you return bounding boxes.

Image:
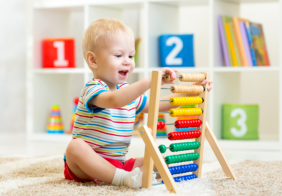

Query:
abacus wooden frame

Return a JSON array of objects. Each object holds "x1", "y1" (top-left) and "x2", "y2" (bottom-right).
[{"x1": 138, "y1": 71, "x2": 237, "y2": 194}]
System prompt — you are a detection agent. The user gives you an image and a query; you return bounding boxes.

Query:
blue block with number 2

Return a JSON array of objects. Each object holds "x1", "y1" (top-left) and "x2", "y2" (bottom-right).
[{"x1": 159, "y1": 34, "x2": 194, "y2": 67}]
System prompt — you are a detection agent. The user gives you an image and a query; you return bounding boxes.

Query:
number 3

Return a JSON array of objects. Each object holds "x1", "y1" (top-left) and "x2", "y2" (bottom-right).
[
  {"x1": 230, "y1": 108, "x2": 247, "y2": 137},
  {"x1": 165, "y1": 36, "x2": 183, "y2": 65}
]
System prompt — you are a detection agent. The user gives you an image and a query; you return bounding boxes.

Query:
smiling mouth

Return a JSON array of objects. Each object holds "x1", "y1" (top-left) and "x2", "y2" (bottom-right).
[{"x1": 118, "y1": 70, "x2": 128, "y2": 77}]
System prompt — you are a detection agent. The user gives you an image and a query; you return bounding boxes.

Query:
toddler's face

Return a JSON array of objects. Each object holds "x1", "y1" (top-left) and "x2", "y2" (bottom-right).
[{"x1": 95, "y1": 32, "x2": 135, "y2": 87}]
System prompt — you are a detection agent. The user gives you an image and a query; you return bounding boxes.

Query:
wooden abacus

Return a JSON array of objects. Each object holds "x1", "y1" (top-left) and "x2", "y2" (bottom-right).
[{"x1": 138, "y1": 71, "x2": 237, "y2": 193}]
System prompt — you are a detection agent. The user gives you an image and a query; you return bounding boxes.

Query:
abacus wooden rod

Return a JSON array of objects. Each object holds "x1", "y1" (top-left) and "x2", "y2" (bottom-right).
[
  {"x1": 142, "y1": 71, "x2": 162, "y2": 188},
  {"x1": 205, "y1": 121, "x2": 237, "y2": 180},
  {"x1": 193, "y1": 72, "x2": 209, "y2": 178}
]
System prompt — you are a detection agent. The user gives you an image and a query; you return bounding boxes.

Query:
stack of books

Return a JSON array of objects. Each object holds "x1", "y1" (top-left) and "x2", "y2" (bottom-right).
[{"x1": 218, "y1": 15, "x2": 270, "y2": 67}]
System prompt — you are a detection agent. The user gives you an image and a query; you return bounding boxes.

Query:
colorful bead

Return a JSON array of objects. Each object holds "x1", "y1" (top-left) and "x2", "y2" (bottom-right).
[
  {"x1": 157, "y1": 121, "x2": 165, "y2": 130},
  {"x1": 168, "y1": 131, "x2": 201, "y2": 140},
  {"x1": 175, "y1": 119, "x2": 202, "y2": 128},
  {"x1": 169, "y1": 108, "x2": 203, "y2": 117},
  {"x1": 169, "y1": 141, "x2": 200, "y2": 152},
  {"x1": 165, "y1": 152, "x2": 199, "y2": 164},
  {"x1": 170, "y1": 97, "x2": 203, "y2": 106},
  {"x1": 158, "y1": 144, "x2": 167, "y2": 153},
  {"x1": 168, "y1": 174, "x2": 197, "y2": 183}
]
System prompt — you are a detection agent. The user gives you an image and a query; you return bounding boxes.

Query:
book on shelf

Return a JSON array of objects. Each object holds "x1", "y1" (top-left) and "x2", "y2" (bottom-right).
[
  {"x1": 229, "y1": 23, "x2": 241, "y2": 66},
  {"x1": 249, "y1": 23, "x2": 270, "y2": 66},
  {"x1": 225, "y1": 22, "x2": 238, "y2": 67},
  {"x1": 218, "y1": 15, "x2": 230, "y2": 67},
  {"x1": 239, "y1": 22, "x2": 253, "y2": 67},
  {"x1": 221, "y1": 15, "x2": 234, "y2": 66},
  {"x1": 244, "y1": 21, "x2": 257, "y2": 66},
  {"x1": 233, "y1": 17, "x2": 249, "y2": 67},
  {"x1": 218, "y1": 15, "x2": 270, "y2": 67}
]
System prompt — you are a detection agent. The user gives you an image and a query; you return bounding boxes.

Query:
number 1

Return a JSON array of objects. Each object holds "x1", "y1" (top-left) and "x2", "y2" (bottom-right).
[{"x1": 53, "y1": 41, "x2": 68, "y2": 67}]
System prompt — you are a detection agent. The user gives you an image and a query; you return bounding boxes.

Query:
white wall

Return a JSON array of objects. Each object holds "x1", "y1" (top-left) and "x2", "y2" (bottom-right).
[{"x1": 0, "y1": 0, "x2": 27, "y2": 133}]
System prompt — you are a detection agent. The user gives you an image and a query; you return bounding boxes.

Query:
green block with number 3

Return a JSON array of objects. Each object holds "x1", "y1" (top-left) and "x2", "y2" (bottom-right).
[{"x1": 222, "y1": 104, "x2": 259, "y2": 140}]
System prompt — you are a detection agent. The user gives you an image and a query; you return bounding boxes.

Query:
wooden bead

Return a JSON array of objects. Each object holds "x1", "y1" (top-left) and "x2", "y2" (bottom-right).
[
  {"x1": 171, "y1": 85, "x2": 204, "y2": 94},
  {"x1": 179, "y1": 73, "x2": 205, "y2": 82},
  {"x1": 164, "y1": 73, "x2": 173, "y2": 82}
]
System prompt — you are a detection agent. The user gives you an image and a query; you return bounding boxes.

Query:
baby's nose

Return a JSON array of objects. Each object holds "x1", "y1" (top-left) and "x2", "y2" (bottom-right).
[{"x1": 122, "y1": 58, "x2": 131, "y2": 65}]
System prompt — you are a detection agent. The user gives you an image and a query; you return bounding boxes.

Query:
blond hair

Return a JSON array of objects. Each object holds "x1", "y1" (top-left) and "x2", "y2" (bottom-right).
[{"x1": 82, "y1": 18, "x2": 134, "y2": 58}]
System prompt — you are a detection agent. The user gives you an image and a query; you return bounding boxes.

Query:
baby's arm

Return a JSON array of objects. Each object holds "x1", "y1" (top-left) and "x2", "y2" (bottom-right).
[{"x1": 89, "y1": 68, "x2": 177, "y2": 109}]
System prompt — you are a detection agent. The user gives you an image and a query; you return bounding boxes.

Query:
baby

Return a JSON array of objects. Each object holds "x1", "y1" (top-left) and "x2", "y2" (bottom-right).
[{"x1": 64, "y1": 18, "x2": 212, "y2": 188}]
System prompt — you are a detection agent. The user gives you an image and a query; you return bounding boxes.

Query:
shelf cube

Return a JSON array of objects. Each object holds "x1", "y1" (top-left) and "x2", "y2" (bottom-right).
[
  {"x1": 159, "y1": 34, "x2": 194, "y2": 67},
  {"x1": 222, "y1": 104, "x2": 259, "y2": 140},
  {"x1": 42, "y1": 38, "x2": 75, "y2": 68}
]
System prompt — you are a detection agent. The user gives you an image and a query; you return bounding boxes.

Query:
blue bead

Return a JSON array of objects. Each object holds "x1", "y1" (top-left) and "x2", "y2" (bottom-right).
[
  {"x1": 183, "y1": 165, "x2": 187, "y2": 172},
  {"x1": 174, "y1": 177, "x2": 180, "y2": 182},
  {"x1": 194, "y1": 164, "x2": 198, "y2": 171},
  {"x1": 169, "y1": 167, "x2": 173, "y2": 175},
  {"x1": 184, "y1": 176, "x2": 189, "y2": 181},
  {"x1": 176, "y1": 166, "x2": 181, "y2": 174},
  {"x1": 187, "y1": 164, "x2": 192, "y2": 172},
  {"x1": 193, "y1": 174, "x2": 197, "y2": 179}
]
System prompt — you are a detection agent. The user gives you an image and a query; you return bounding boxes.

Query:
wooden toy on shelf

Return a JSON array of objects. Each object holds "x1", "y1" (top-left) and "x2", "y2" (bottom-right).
[
  {"x1": 138, "y1": 71, "x2": 237, "y2": 193},
  {"x1": 42, "y1": 38, "x2": 75, "y2": 68}
]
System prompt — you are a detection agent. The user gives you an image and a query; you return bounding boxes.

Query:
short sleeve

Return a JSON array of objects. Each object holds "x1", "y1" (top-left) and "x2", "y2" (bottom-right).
[
  {"x1": 82, "y1": 82, "x2": 108, "y2": 113},
  {"x1": 135, "y1": 95, "x2": 147, "y2": 115}
]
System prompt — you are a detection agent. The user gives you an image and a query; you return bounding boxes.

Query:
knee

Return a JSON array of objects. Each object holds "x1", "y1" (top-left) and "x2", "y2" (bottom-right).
[{"x1": 66, "y1": 139, "x2": 88, "y2": 159}]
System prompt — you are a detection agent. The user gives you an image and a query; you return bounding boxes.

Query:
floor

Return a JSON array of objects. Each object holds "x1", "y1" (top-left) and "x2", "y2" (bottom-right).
[{"x1": 1, "y1": 134, "x2": 282, "y2": 161}]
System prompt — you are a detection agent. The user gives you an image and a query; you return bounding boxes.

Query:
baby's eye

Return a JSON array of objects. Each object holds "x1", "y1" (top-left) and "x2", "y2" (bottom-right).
[
  {"x1": 129, "y1": 55, "x2": 134, "y2": 58},
  {"x1": 116, "y1": 54, "x2": 122, "y2": 57}
]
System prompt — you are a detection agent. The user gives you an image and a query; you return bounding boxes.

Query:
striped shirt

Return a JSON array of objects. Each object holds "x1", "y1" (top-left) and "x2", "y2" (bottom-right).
[{"x1": 72, "y1": 79, "x2": 147, "y2": 161}]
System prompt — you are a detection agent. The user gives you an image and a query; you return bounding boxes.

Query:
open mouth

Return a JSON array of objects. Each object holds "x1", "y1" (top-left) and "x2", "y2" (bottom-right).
[{"x1": 118, "y1": 70, "x2": 128, "y2": 78}]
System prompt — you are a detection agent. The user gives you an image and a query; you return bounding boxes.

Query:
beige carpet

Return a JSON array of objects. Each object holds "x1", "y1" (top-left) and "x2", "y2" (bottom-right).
[{"x1": 0, "y1": 155, "x2": 281, "y2": 196}]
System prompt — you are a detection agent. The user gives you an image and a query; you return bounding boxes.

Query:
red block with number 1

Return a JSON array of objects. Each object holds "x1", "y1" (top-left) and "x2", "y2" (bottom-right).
[{"x1": 42, "y1": 38, "x2": 75, "y2": 68}]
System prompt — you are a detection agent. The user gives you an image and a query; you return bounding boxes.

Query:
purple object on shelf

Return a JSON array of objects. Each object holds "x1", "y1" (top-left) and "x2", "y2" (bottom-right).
[
  {"x1": 218, "y1": 15, "x2": 230, "y2": 67},
  {"x1": 239, "y1": 22, "x2": 253, "y2": 67}
]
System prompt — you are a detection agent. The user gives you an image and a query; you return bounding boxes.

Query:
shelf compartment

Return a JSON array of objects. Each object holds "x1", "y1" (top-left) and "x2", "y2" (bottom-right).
[
  {"x1": 213, "y1": 0, "x2": 280, "y2": 68},
  {"x1": 33, "y1": 7, "x2": 85, "y2": 69},
  {"x1": 213, "y1": 71, "x2": 279, "y2": 141},
  {"x1": 32, "y1": 74, "x2": 84, "y2": 134},
  {"x1": 147, "y1": 1, "x2": 210, "y2": 69}
]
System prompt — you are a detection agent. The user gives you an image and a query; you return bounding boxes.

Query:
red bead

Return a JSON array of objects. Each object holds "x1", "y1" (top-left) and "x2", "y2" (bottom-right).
[
  {"x1": 197, "y1": 131, "x2": 201, "y2": 137},
  {"x1": 157, "y1": 121, "x2": 165, "y2": 130}
]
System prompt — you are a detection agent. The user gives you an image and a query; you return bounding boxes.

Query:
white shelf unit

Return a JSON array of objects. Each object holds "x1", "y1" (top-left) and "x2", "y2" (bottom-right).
[{"x1": 26, "y1": 0, "x2": 282, "y2": 153}]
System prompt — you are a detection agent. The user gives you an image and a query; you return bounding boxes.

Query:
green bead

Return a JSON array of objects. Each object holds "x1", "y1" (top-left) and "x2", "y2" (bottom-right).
[
  {"x1": 195, "y1": 152, "x2": 199, "y2": 160},
  {"x1": 175, "y1": 144, "x2": 180, "y2": 151},
  {"x1": 169, "y1": 144, "x2": 176, "y2": 152},
  {"x1": 192, "y1": 143, "x2": 196, "y2": 149},
  {"x1": 178, "y1": 143, "x2": 184, "y2": 151},
  {"x1": 186, "y1": 153, "x2": 191, "y2": 161},
  {"x1": 183, "y1": 143, "x2": 188, "y2": 151},
  {"x1": 187, "y1": 142, "x2": 191, "y2": 150},
  {"x1": 196, "y1": 141, "x2": 200, "y2": 149},
  {"x1": 165, "y1": 156, "x2": 172, "y2": 164},
  {"x1": 158, "y1": 144, "x2": 166, "y2": 153}
]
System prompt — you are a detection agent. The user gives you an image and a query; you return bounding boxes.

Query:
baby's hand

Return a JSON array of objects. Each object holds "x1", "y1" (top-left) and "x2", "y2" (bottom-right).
[
  {"x1": 193, "y1": 80, "x2": 213, "y2": 92},
  {"x1": 160, "y1": 68, "x2": 178, "y2": 85}
]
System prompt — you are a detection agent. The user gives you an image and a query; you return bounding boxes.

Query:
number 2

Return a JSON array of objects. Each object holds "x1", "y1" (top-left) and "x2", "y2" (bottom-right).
[
  {"x1": 53, "y1": 41, "x2": 68, "y2": 67},
  {"x1": 165, "y1": 36, "x2": 183, "y2": 65},
  {"x1": 230, "y1": 108, "x2": 247, "y2": 137}
]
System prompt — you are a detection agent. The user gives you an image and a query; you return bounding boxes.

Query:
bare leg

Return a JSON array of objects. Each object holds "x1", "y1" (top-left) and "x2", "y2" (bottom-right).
[{"x1": 66, "y1": 139, "x2": 116, "y2": 183}]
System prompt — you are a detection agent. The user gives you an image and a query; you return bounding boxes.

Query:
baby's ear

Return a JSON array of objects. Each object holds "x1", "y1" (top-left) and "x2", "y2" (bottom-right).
[{"x1": 86, "y1": 51, "x2": 98, "y2": 69}]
